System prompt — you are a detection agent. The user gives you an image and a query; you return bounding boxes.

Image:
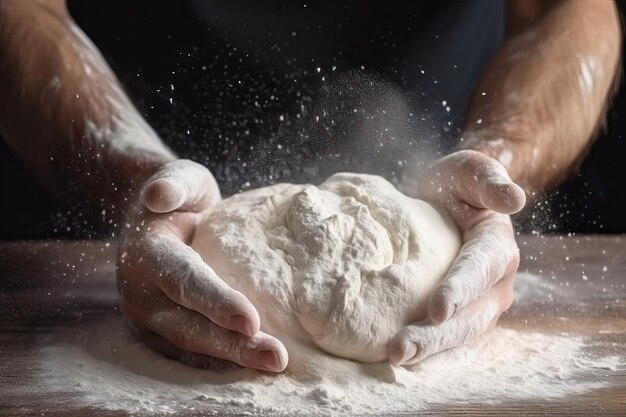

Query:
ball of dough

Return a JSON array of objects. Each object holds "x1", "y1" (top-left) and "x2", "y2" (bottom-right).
[{"x1": 191, "y1": 173, "x2": 461, "y2": 363}]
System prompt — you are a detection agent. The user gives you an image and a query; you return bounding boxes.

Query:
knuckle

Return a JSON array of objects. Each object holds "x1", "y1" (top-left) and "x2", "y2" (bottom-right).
[
  {"x1": 225, "y1": 336, "x2": 246, "y2": 365},
  {"x1": 170, "y1": 325, "x2": 197, "y2": 352}
]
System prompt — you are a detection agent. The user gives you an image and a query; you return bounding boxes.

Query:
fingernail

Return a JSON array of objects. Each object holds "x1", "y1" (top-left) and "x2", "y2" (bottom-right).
[
  {"x1": 144, "y1": 179, "x2": 186, "y2": 213},
  {"x1": 442, "y1": 303, "x2": 455, "y2": 321},
  {"x1": 430, "y1": 299, "x2": 455, "y2": 324},
  {"x1": 390, "y1": 340, "x2": 417, "y2": 366},
  {"x1": 256, "y1": 350, "x2": 281, "y2": 372},
  {"x1": 229, "y1": 314, "x2": 254, "y2": 337},
  {"x1": 160, "y1": 179, "x2": 186, "y2": 208}
]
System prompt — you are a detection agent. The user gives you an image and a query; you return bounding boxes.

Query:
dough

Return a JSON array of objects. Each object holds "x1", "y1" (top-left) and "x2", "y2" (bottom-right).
[{"x1": 191, "y1": 173, "x2": 461, "y2": 363}]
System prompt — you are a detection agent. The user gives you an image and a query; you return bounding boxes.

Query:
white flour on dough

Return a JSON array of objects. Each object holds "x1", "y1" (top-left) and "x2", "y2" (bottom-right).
[{"x1": 191, "y1": 172, "x2": 461, "y2": 363}]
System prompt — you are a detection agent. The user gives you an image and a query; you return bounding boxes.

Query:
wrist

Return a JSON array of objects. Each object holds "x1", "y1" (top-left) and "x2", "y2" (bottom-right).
[
  {"x1": 76, "y1": 125, "x2": 177, "y2": 229},
  {"x1": 90, "y1": 152, "x2": 176, "y2": 238},
  {"x1": 107, "y1": 150, "x2": 177, "y2": 212}
]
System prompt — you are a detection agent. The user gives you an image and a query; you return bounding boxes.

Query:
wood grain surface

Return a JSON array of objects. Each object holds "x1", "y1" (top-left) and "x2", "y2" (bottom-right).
[{"x1": 0, "y1": 235, "x2": 624, "y2": 416}]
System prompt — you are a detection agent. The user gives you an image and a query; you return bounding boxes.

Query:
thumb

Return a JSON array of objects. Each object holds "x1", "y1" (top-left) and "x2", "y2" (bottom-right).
[
  {"x1": 448, "y1": 150, "x2": 526, "y2": 214},
  {"x1": 474, "y1": 160, "x2": 526, "y2": 214},
  {"x1": 142, "y1": 159, "x2": 221, "y2": 213}
]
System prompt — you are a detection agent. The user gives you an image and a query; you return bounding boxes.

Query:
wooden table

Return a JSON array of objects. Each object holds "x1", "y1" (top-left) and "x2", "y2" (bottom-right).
[{"x1": 0, "y1": 235, "x2": 625, "y2": 416}]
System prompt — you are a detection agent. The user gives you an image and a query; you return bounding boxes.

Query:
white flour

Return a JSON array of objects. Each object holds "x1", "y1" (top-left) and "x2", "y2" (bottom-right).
[{"x1": 29, "y1": 273, "x2": 624, "y2": 416}]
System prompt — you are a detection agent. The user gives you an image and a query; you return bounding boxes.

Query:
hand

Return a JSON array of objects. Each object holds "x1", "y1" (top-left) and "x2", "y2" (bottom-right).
[
  {"x1": 389, "y1": 150, "x2": 526, "y2": 366},
  {"x1": 117, "y1": 159, "x2": 288, "y2": 372}
]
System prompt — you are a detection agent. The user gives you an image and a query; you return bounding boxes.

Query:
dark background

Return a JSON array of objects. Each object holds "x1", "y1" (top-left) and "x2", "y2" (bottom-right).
[{"x1": 1, "y1": 1, "x2": 625, "y2": 239}]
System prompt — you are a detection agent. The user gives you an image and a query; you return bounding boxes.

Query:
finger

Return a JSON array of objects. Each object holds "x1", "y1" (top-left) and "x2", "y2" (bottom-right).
[
  {"x1": 143, "y1": 159, "x2": 220, "y2": 213},
  {"x1": 403, "y1": 344, "x2": 470, "y2": 372},
  {"x1": 472, "y1": 161, "x2": 526, "y2": 215},
  {"x1": 131, "y1": 324, "x2": 247, "y2": 371},
  {"x1": 137, "y1": 297, "x2": 288, "y2": 372},
  {"x1": 425, "y1": 150, "x2": 526, "y2": 215},
  {"x1": 125, "y1": 232, "x2": 261, "y2": 337},
  {"x1": 428, "y1": 214, "x2": 519, "y2": 323},
  {"x1": 389, "y1": 278, "x2": 512, "y2": 367},
  {"x1": 458, "y1": 151, "x2": 526, "y2": 214}
]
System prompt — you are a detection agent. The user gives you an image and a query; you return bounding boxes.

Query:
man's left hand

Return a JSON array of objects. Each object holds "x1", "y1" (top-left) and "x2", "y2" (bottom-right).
[{"x1": 389, "y1": 150, "x2": 526, "y2": 366}]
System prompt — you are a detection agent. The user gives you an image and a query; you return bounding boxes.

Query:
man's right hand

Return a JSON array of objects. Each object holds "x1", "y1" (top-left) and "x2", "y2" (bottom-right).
[{"x1": 117, "y1": 159, "x2": 288, "y2": 372}]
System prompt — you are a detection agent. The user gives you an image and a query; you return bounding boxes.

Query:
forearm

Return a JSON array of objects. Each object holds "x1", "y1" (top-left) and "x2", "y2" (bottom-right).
[
  {"x1": 460, "y1": 0, "x2": 621, "y2": 194},
  {"x1": 0, "y1": 0, "x2": 175, "y2": 217}
]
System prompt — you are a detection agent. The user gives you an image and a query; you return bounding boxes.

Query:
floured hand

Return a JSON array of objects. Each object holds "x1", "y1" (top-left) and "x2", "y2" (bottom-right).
[
  {"x1": 116, "y1": 159, "x2": 288, "y2": 372},
  {"x1": 389, "y1": 150, "x2": 526, "y2": 366}
]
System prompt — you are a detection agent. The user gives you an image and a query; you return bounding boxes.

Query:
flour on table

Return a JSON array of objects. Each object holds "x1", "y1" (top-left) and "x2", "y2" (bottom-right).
[
  {"x1": 191, "y1": 172, "x2": 461, "y2": 363},
  {"x1": 17, "y1": 273, "x2": 624, "y2": 415},
  {"x1": 27, "y1": 312, "x2": 624, "y2": 415}
]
